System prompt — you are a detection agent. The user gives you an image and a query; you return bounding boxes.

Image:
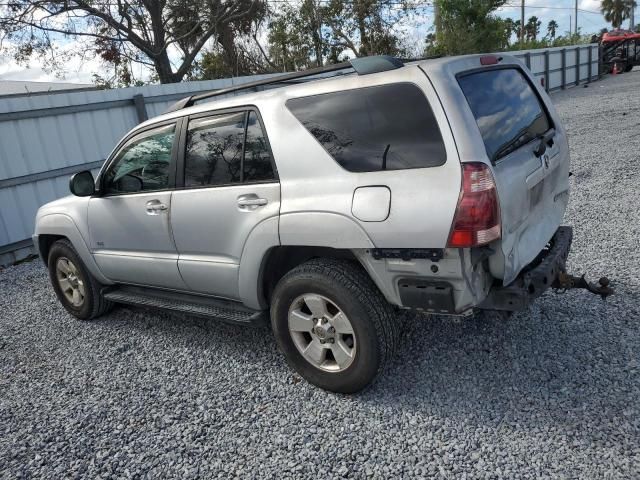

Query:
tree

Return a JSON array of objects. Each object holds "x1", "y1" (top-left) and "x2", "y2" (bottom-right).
[
  {"x1": 547, "y1": 20, "x2": 559, "y2": 40},
  {"x1": 0, "y1": 1, "x2": 266, "y2": 84},
  {"x1": 430, "y1": 0, "x2": 510, "y2": 55},
  {"x1": 322, "y1": 0, "x2": 409, "y2": 58},
  {"x1": 513, "y1": 19, "x2": 522, "y2": 41},
  {"x1": 265, "y1": 0, "x2": 329, "y2": 72},
  {"x1": 525, "y1": 16, "x2": 541, "y2": 41},
  {"x1": 601, "y1": 0, "x2": 637, "y2": 29},
  {"x1": 263, "y1": 0, "x2": 411, "y2": 72},
  {"x1": 503, "y1": 17, "x2": 516, "y2": 46}
]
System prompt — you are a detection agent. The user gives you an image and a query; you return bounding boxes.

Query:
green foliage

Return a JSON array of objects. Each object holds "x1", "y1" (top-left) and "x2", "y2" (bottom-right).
[
  {"x1": 547, "y1": 20, "x2": 559, "y2": 40},
  {"x1": 601, "y1": 0, "x2": 637, "y2": 28},
  {"x1": 503, "y1": 31, "x2": 594, "y2": 51},
  {"x1": 427, "y1": 0, "x2": 511, "y2": 56},
  {"x1": 265, "y1": 0, "x2": 410, "y2": 72},
  {"x1": 525, "y1": 16, "x2": 541, "y2": 41}
]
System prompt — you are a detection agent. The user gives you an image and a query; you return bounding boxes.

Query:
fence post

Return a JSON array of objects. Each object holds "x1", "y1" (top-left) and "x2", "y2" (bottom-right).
[
  {"x1": 544, "y1": 50, "x2": 550, "y2": 92},
  {"x1": 561, "y1": 49, "x2": 567, "y2": 89},
  {"x1": 575, "y1": 47, "x2": 581, "y2": 86},
  {"x1": 525, "y1": 52, "x2": 532, "y2": 70},
  {"x1": 133, "y1": 93, "x2": 148, "y2": 123},
  {"x1": 588, "y1": 46, "x2": 593, "y2": 82},
  {"x1": 598, "y1": 44, "x2": 604, "y2": 78}
]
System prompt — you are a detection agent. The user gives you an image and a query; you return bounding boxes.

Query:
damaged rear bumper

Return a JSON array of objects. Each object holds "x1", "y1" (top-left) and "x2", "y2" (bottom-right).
[{"x1": 479, "y1": 226, "x2": 573, "y2": 311}]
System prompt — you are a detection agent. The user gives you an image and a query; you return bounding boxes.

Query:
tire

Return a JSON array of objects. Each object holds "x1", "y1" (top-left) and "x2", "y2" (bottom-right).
[
  {"x1": 270, "y1": 258, "x2": 400, "y2": 393},
  {"x1": 625, "y1": 64, "x2": 634, "y2": 73},
  {"x1": 47, "y1": 239, "x2": 113, "y2": 320}
]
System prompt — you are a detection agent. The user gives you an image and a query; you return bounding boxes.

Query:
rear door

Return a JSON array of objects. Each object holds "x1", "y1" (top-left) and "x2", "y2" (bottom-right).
[
  {"x1": 170, "y1": 108, "x2": 280, "y2": 300},
  {"x1": 456, "y1": 64, "x2": 570, "y2": 284}
]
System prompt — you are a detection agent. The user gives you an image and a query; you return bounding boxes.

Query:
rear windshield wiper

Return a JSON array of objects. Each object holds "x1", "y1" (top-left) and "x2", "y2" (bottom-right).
[{"x1": 492, "y1": 133, "x2": 530, "y2": 162}]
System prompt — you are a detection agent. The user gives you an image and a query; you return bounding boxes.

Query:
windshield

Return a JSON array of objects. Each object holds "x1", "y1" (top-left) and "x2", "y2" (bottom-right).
[{"x1": 458, "y1": 68, "x2": 551, "y2": 161}]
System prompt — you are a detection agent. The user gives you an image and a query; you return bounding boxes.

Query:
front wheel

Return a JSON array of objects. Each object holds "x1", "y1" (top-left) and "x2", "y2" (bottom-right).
[
  {"x1": 270, "y1": 258, "x2": 400, "y2": 393},
  {"x1": 48, "y1": 239, "x2": 113, "y2": 320}
]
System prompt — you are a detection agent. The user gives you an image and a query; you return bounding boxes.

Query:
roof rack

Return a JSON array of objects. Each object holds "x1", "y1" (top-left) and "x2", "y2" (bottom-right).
[{"x1": 165, "y1": 55, "x2": 404, "y2": 113}]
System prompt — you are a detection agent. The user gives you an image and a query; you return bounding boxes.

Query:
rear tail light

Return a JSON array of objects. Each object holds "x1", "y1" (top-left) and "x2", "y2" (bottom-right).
[{"x1": 447, "y1": 163, "x2": 501, "y2": 248}]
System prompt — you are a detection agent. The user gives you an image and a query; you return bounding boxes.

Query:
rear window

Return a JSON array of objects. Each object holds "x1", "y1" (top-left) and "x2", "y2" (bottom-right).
[
  {"x1": 286, "y1": 83, "x2": 446, "y2": 172},
  {"x1": 458, "y1": 68, "x2": 551, "y2": 161}
]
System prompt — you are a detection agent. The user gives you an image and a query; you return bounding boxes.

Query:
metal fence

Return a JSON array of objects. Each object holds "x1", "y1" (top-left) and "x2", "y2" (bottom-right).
[
  {"x1": 0, "y1": 44, "x2": 600, "y2": 266},
  {"x1": 506, "y1": 44, "x2": 600, "y2": 92}
]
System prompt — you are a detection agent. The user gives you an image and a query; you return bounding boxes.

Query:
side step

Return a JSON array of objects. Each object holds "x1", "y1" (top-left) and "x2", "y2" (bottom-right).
[{"x1": 103, "y1": 286, "x2": 267, "y2": 326}]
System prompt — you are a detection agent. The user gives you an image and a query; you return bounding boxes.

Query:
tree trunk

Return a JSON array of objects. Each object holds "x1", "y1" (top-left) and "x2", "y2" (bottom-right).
[
  {"x1": 154, "y1": 52, "x2": 181, "y2": 84},
  {"x1": 311, "y1": 0, "x2": 324, "y2": 67},
  {"x1": 218, "y1": 24, "x2": 241, "y2": 76},
  {"x1": 355, "y1": 2, "x2": 369, "y2": 56}
]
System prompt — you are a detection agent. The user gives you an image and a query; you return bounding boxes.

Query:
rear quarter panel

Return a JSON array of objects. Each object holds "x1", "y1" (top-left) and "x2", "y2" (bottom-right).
[{"x1": 261, "y1": 65, "x2": 461, "y2": 250}]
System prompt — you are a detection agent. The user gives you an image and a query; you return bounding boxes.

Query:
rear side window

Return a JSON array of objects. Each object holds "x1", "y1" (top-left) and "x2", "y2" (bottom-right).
[
  {"x1": 184, "y1": 110, "x2": 275, "y2": 187},
  {"x1": 458, "y1": 68, "x2": 551, "y2": 161},
  {"x1": 286, "y1": 83, "x2": 446, "y2": 172},
  {"x1": 185, "y1": 112, "x2": 245, "y2": 187},
  {"x1": 244, "y1": 111, "x2": 274, "y2": 182}
]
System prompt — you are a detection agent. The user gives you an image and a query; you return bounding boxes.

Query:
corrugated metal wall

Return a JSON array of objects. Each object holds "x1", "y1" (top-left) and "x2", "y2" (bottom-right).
[
  {"x1": 0, "y1": 45, "x2": 600, "y2": 266},
  {"x1": 0, "y1": 74, "x2": 275, "y2": 265}
]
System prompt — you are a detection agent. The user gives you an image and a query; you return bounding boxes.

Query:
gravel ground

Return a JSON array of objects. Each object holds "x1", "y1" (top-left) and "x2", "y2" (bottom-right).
[{"x1": 1, "y1": 72, "x2": 640, "y2": 479}]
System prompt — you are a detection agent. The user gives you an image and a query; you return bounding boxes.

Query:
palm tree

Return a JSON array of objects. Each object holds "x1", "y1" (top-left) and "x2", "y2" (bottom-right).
[
  {"x1": 514, "y1": 19, "x2": 522, "y2": 41},
  {"x1": 547, "y1": 20, "x2": 559, "y2": 40},
  {"x1": 525, "y1": 16, "x2": 541, "y2": 41},
  {"x1": 601, "y1": 0, "x2": 637, "y2": 29}
]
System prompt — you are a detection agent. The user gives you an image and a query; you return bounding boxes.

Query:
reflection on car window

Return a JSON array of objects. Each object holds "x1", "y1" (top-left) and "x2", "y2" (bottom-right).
[
  {"x1": 104, "y1": 124, "x2": 175, "y2": 194},
  {"x1": 286, "y1": 83, "x2": 446, "y2": 172},
  {"x1": 185, "y1": 112, "x2": 245, "y2": 187},
  {"x1": 458, "y1": 68, "x2": 551, "y2": 161},
  {"x1": 244, "y1": 112, "x2": 275, "y2": 182}
]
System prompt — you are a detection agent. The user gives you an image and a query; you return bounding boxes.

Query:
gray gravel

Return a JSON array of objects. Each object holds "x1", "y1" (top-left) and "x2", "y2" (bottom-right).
[{"x1": 2, "y1": 72, "x2": 640, "y2": 479}]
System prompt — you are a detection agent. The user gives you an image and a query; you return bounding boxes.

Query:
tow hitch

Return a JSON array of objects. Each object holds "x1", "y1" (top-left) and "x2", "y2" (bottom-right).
[
  {"x1": 552, "y1": 271, "x2": 614, "y2": 300},
  {"x1": 478, "y1": 227, "x2": 615, "y2": 312}
]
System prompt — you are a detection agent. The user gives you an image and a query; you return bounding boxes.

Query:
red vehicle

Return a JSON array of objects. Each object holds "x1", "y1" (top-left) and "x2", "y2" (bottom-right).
[{"x1": 600, "y1": 29, "x2": 640, "y2": 73}]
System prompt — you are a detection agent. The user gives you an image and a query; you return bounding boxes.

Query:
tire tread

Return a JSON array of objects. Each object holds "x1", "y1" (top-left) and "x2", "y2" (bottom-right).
[{"x1": 276, "y1": 258, "x2": 400, "y2": 389}]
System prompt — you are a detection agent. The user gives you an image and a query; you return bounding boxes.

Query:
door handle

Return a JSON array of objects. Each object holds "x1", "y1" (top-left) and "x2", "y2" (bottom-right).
[
  {"x1": 237, "y1": 194, "x2": 268, "y2": 210},
  {"x1": 146, "y1": 200, "x2": 168, "y2": 215}
]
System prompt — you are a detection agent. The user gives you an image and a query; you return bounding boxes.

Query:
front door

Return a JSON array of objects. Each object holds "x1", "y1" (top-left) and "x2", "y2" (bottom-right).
[
  {"x1": 89, "y1": 122, "x2": 188, "y2": 290},
  {"x1": 170, "y1": 110, "x2": 280, "y2": 300}
]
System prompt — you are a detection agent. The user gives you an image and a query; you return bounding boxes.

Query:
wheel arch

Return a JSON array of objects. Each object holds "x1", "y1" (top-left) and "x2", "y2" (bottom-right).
[
  {"x1": 35, "y1": 214, "x2": 112, "y2": 285},
  {"x1": 257, "y1": 246, "x2": 373, "y2": 309}
]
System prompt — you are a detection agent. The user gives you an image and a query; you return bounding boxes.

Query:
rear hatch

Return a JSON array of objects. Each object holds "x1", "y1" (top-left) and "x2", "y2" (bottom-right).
[{"x1": 423, "y1": 56, "x2": 570, "y2": 285}]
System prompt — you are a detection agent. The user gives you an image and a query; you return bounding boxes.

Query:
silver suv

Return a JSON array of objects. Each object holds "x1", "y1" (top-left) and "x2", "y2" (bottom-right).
[{"x1": 33, "y1": 54, "x2": 611, "y2": 392}]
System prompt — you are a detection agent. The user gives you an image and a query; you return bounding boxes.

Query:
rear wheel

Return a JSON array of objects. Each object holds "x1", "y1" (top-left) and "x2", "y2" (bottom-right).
[
  {"x1": 270, "y1": 258, "x2": 400, "y2": 393},
  {"x1": 48, "y1": 239, "x2": 113, "y2": 320}
]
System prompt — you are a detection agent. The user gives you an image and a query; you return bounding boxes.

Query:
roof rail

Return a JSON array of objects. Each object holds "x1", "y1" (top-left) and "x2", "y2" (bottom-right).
[{"x1": 165, "y1": 55, "x2": 404, "y2": 114}]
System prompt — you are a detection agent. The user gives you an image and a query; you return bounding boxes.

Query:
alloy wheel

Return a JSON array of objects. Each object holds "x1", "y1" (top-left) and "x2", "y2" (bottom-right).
[{"x1": 287, "y1": 293, "x2": 356, "y2": 372}]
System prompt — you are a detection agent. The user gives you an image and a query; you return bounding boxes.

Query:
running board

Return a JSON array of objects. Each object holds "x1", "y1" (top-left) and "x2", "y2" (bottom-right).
[{"x1": 103, "y1": 286, "x2": 267, "y2": 326}]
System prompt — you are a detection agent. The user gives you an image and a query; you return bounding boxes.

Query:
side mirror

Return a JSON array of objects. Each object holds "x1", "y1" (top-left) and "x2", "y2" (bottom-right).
[
  {"x1": 117, "y1": 174, "x2": 143, "y2": 193},
  {"x1": 69, "y1": 170, "x2": 95, "y2": 197}
]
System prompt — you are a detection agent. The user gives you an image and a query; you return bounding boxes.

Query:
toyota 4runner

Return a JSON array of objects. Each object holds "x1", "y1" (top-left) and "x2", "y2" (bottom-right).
[{"x1": 33, "y1": 54, "x2": 612, "y2": 393}]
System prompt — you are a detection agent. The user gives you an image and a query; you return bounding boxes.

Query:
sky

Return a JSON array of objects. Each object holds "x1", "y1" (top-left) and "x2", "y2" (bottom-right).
[{"x1": 0, "y1": 0, "x2": 622, "y2": 85}]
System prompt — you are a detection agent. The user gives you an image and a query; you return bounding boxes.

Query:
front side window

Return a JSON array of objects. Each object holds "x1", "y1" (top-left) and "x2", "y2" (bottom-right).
[
  {"x1": 458, "y1": 68, "x2": 551, "y2": 161},
  {"x1": 185, "y1": 112, "x2": 245, "y2": 187},
  {"x1": 103, "y1": 124, "x2": 175, "y2": 194},
  {"x1": 286, "y1": 83, "x2": 447, "y2": 172}
]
